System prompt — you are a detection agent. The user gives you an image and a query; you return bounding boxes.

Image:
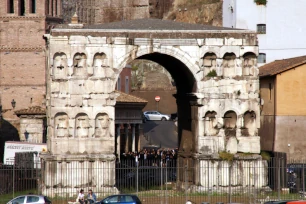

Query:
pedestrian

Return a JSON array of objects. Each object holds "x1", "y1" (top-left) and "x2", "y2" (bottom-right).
[{"x1": 86, "y1": 189, "x2": 97, "y2": 204}]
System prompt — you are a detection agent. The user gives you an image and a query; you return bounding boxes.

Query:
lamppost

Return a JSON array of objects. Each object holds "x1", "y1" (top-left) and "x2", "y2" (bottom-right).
[
  {"x1": 11, "y1": 99, "x2": 16, "y2": 109},
  {"x1": 24, "y1": 130, "x2": 29, "y2": 141}
]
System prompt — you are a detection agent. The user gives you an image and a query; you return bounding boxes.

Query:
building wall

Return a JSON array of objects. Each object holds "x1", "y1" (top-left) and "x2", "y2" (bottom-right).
[
  {"x1": 117, "y1": 67, "x2": 132, "y2": 94},
  {"x1": 63, "y1": 0, "x2": 150, "y2": 24},
  {"x1": 223, "y1": 0, "x2": 306, "y2": 64},
  {"x1": 259, "y1": 77, "x2": 275, "y2": 152},
  {"x1": 0, "y1": 0, "x2": 62, "y2": 144},
  {"x1": 276, "y1": 65, "x2": 306, "y2": 116}
]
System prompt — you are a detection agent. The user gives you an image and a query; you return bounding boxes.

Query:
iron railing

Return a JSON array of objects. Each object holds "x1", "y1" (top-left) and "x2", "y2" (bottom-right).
[{"x1": 1, "y1": 158, "x2": 306, "y2": 204}]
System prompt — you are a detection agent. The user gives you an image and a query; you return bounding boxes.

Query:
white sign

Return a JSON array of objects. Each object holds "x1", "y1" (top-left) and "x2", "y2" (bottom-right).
[{"x1": 3, "y1": 141, "x2": 47, "y2": 165}]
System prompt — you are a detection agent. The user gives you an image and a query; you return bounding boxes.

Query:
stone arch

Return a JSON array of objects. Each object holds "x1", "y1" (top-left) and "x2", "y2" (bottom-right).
[
  {"x1": 222, "y1": 52, "x2": 236, "y2": 77},
  {"x1": 242, "y1": 111, "x2": 257, "y2": 136},
  {"x1": 243, "y1": 52, "x2": 257, "y2": 76},
  {"x1": 54, "y1": 112, "x2": 69, "y2": 138},
  {"x1": 93, "y1": 52, "x2": 108, "y2": 77},
  {"x1": 53, "y1": 52, "x2": 68, "y2": 79},
  {"x1": 115, "y1": 47, "x2": 198, "y2": 152},
  {"x1": 202, "y1": 52, "x2": 217, "y2": 77},
  {"x1": 73, "y1": 53, "x2": 87, "y2": 77},
  {"x1": 204, "y1": 111, "x2": 220, "y2": 136},
  {"x1": 223, "y1": 110, "x2": 237, "y2": 137},
  {"x1": 94, "y1": 113, "x2": 111, "y2": 138},
  {"x1": 75, "y1": 113, "x2": 91, "y2": 138},
  {"x1": 115, "y1": 46, "x2": 199, "y2": 92}
]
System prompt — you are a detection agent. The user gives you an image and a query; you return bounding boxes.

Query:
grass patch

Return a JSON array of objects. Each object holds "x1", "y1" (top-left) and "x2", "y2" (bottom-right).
[{"x1": 219, "y1": 151, "x2": 234, "y2": 161}]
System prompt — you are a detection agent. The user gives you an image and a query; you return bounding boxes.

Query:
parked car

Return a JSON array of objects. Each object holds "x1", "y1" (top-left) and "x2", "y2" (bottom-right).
[
  {"x1": 98, "y1": 194, "x2": 141, "y2": 204},
  {"x1": 143, "y1": 111, "x2": 170, "y2": 121},
  {"x1": 7, "y1": 195, "x2": 51, "y2": 204},
  {"x1": 170, "y1": 112, "x2": 178, "y2": 121}
]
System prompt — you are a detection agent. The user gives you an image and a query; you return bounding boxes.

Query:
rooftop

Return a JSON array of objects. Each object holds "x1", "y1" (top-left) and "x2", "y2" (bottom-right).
[
  {"x1": 15, "y1": 106, "x2": 46, "y2": 116},
  {"x1": 115, "y1": 91, "x2": 148, "y2": 104},
  {"x1": 56, "y1": 18, "x2": 242, "y2": 31},
  {"x1": 259, "y1": 55, "x2": 306, "y2": 77},
  {"x1": 51, "y1": 18, "x2": 255, "y2": 39}
]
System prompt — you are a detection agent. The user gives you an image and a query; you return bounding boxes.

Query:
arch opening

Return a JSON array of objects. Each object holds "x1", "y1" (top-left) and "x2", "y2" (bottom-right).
[{"x1": 125, "y1": 52, "x2": 197, "y2": 154}]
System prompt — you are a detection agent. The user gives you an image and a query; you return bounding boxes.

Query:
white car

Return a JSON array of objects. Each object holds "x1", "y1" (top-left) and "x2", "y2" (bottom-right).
[
  {"x1": 7, "y1": 195, "x2": 51, "y2": 204},
  {"x1": 143, "y1": 111, "x2": 170, "y2": 121}
]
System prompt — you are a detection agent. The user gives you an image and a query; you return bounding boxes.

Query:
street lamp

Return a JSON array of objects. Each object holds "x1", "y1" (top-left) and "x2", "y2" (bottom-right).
[
  {"x1": 24, "y1": 130, "x2": 29, "y2": 141},
  {"x1": 11, "y1": 99, "x2": 16, "y2": 109}
]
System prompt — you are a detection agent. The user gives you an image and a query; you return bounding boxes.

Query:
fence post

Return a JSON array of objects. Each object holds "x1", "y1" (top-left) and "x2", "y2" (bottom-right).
[
  {"x1": 277, "y1": 158, "x2": 281, "y2": 200},
  {"x1": 228, "y1": 163, "x2": 232, "y2": 204},
  {"x1": 13, "y1": 163, "x2": 15, "y2": 198}
]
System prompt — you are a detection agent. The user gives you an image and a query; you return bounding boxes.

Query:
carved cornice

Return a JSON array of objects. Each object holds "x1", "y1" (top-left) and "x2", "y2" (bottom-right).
[
  {"x1": 0, "y1": 46, "x2": 45, "y2": 52},
  {"x1": 0, "y1": 16, "x2": 45, "y2": 21}
]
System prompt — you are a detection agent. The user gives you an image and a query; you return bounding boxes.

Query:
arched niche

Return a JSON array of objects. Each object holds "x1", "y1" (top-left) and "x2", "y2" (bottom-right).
[
  {"x1": 75, "y1": 113, "x2": 90, "y2": 138},
  {"x1": 243, "y1": 52, "x2": 257, "y2": 76},
  {"x1": 54, "y1": 112, "x2": 69, "y2": 138},
  {"x1": 204, "y1": 111, "x2": 220, "y2": 136},
  {"x1": 203, "y1": 53, "x2": 217, "y2": 77},
  {"x1": 93, "y1": 53, "x2": 108, "y2": 77},
  {"x1": 94, "y1": 113, "x2": 111, "y2": 138},
  {"x1": 223, "y1": 111, "x2": 237, "y2": 137},
  {"x1": 242, "y1": 111, "x2": 257, "y2": 136},
  {"x1": 73, "y1": 53, "x2": 87, "y2": 76},
  {"x1": 222, "y1": 53, "x2": 236, "y2": 77},
  {"x1": 53, "y1": 52, "x2": 68, "y2": 79}
]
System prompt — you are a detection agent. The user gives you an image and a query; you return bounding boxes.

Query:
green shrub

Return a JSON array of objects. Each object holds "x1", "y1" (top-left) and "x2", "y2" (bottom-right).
[{"x1": 206, "y1": 69, "x2": 217, "y2": 77}]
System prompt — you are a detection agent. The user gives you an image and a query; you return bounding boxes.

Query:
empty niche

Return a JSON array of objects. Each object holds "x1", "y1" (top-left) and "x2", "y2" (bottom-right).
[
  {"x1": 94, "y1": 113, "x2": 111, "y2": 137},
  {"x1": 204, "y1": 111, "x2": 220, "y2": 136},
  {"x1": 93, "y1": 53, "x2": 108, "y2": 77},
  {"x1": 242, "y1": 111, "x2": 256, "y2": 136},
  {"x1": 222, "y1": 53, "x2": 236, "y2": 77},
  {"x1": 73, "y1": 53, "x2": 87, "y2": 76},
  {"x1": 243, "y1": 52, "x2": 257, "y2": 76},
  {"x1": 223, "y1": 111, "x2": 237, "y2": 137},
  {"x1": 75, "y1": 113, "x2": 91, "y2": 138},
  {"x1": 203, "y1": 53, "x2": 217, "y2": 77},
  {"x1": 54, "y1": 113, "x2": 69, "y2": 137},
  {"x1": 53, "y1": 52, "x2": 68, "y2": 79}
]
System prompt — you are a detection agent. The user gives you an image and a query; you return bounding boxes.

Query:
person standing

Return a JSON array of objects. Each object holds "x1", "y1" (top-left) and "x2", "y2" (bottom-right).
[{"x1": 86, "y1": 189, "x2": 97, "y2": 204}]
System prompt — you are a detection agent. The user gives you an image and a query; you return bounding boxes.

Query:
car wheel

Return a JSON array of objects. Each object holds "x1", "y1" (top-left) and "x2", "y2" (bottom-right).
[{"x1": 161, "y1": 117, "x2": 166, "y2": 121}]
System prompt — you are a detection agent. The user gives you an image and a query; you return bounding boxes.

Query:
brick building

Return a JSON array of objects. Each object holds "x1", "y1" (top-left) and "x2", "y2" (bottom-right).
[{"x1": 0, "y1": 0, "x2": 63, "y2": 157}]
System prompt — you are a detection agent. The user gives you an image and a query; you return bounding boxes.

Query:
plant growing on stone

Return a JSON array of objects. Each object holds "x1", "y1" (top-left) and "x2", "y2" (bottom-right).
[
  {"x1": 219, "y1": 151, "x2": 234, "y2": 161},
  {"x1": 254, "y1": 0, "x2": 267, "y2": 5},
  {"x1": 206, "y1": 69, "x2": 217, "y2": 77}
]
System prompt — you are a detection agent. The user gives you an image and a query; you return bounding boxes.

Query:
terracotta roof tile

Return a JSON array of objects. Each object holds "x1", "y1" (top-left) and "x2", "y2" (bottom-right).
[
  {"x1": 15, "y1": 106, "x2": 46, "y2": 116},
  {"x1": 259, "y1": 55, "x2": 306, "y2": 77},
  {"x1": 115, "y1": 91, "x2": 147, "y2": 103}
]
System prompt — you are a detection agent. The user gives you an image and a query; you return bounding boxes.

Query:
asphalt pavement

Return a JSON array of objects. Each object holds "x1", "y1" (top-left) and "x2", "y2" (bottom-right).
[{"x1": 142, "y1": 120, "x2": 178, "y2": 149}]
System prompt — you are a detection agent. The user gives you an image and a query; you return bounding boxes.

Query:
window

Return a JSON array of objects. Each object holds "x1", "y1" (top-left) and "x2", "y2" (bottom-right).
[
  {"x1": 7, "y1": 0, "x2": 14, "y2": 13},
  {"x1": 117, "y1": 77, "x2": 121, "y2": 91},
  {"x1": 269, "y1": 83, "x2": 272, "y2": 101},
  {"x1": 30, "y1": 0, "x2": 36, "y2": 13},
  {"x1": 46, "y1": 0, "x2": 49, "y2": 15},
  {"x1": 257, "y1": 24, "x2": 266, "y2": 34},
  {"x1": 125, "y1": 76, "x2": 129, "y2": 93},
  {"x1": 18, "y1": 0, "x2": 25, "y2": 16},
  {"x1": 12, "y1": 196, "x2": 25, "y2": 204},
  {"x1": 26, "y1": 196, "x2": 40, "y2": 203},
  {"x1": 258, "y1": 53, "x2": 266, "y2": 63}
]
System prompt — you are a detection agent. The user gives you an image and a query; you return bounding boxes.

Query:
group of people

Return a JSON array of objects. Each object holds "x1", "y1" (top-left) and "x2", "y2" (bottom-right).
[
  {"x1": 77, "y1": 189, "x2": 97, "y2": 204},
  {"x1": 119, "y1": 147, "x2": 178, "y2": 167}
]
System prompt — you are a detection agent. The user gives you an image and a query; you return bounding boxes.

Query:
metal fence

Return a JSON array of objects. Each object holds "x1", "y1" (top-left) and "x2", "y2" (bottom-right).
[{"x1": 1, "y1": 157, "x2": 306, "y2": 204}]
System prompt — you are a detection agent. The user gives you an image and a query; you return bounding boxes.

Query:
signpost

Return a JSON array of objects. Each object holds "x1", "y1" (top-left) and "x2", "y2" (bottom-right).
[{"x1": 155, "y1": 96, "x2": 160, "y2": 111}]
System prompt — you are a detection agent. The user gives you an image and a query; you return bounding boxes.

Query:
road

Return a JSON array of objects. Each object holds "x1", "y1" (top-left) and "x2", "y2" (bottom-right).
[{"x1": 142, "y1": 121, "x2": 178, "y2": 148}]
